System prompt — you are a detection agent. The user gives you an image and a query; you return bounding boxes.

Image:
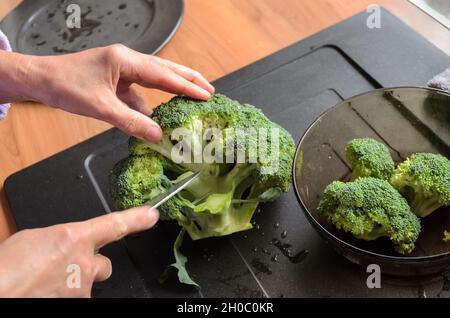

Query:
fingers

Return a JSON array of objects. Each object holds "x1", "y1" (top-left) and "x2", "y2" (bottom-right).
[
  {"x1": 87, "y1": 207, "x2": 159, "y2": 249},
  {"x1": 148, "y1": 68, "x2": 212, "y2": 101},
  {"x1": 117, "y1": 48, "x2": 214, "y2": 100},
  {"x1": 93, "y1": 254, "x2": 112, "y2": 282},
  {"x1": 163, "y1": 59, "x2": 215, "y2": 95},
  {"x1": 117, "y1": 84, "x2": 153, "y2": 116},
  {"x1": 106, "y1": 98, "x2": 161, "y2": 142}
]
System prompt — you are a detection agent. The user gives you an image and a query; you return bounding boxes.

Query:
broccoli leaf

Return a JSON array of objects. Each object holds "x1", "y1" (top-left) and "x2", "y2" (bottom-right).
[{"x1": 159, "y1": 229, "x2": 200, "y2": 289}]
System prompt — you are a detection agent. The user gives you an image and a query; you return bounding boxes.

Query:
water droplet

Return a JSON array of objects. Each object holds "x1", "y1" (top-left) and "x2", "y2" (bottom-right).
[
  {"x1": 251, "y1": 258, "x2": 272, "y2": 275},
  {"x1": 281, "y1": 230, "x2": 288, "y2": 239},
  {"x1": 328, "y1": 155, "x2": 332, "y2": 159},
  {"x1": 253, "y1": 247, "x2": 258, "y2": 253},
  {"x1": 271, "y1": 254, "x2": 279, "y2": 262},
  {"x1": 274, "y1": 223, "x2": 280, "y2": 229},
  {"x1": 262, "y1": 248, "x2": 270, "y2": 255},
  {"x1": 261, "y1": 231, "x2": 265, "y2": 236},
  {"x1": 242, "y1": 234, "x2": 248, "y2": 239},
  {"x1": 118, "y1": 4, "x2": 127, "y2": 10},
  {"x1": 255, "y1": 224, "x2": 260, "y2": 230},
  {"x1": 207, "y1": 258, "x2": 211, "y2": 262}
]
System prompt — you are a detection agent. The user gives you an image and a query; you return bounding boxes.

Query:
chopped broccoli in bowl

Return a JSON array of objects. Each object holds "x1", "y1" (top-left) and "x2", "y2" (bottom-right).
[
  {"x1": 346, "y1": 138, "x2": 394, "y2": 181},
  {"x1": 317, "y1": 177, "x2": 421, "y2": 255},
  {"x1": 390, "y1": 153, "x2": 450, "y2": 218}
]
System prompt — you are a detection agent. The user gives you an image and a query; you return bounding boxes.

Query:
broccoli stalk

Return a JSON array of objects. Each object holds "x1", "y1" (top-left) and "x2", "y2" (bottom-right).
[{"x1": 390, "y1": 153, "x2": 450, "y2": 217}]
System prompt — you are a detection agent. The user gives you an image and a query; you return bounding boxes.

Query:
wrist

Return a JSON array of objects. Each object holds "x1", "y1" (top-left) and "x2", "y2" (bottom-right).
[{"x1": 0, "y1": 51, "x2": 50, "y2": 104}]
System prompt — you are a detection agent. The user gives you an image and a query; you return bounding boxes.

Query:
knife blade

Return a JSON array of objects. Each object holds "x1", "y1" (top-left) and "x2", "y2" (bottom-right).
[{"x1": 147, "y1": 171, "x2": 202, "y2": 208}]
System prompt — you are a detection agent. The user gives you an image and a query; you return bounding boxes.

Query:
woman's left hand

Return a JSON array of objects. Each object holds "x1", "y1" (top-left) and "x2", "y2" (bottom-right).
[{"x1": 7, "y1": 45, "x2": 215, "y2": 142}]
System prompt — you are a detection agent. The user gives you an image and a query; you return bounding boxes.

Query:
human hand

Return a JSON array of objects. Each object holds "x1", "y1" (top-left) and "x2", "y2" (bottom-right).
[
  {"x1": 8, "y1": 45, "x2": 215, "y2": 142},
  {"x1": 0, "y1": 206, "x2": 158, "y2": 298}
]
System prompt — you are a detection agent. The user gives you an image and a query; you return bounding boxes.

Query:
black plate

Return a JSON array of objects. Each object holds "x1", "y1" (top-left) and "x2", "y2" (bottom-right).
[
  {"x1": 0, "y1": 0, "x2": 184, "y2": 55},
  {"x1": 293, "y1": 87, "x2": 450, "y2": 277}
]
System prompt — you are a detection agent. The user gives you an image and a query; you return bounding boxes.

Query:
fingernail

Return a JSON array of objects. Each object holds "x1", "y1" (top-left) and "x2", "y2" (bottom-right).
[
  {"x1": 148, "y1": 208, "x2": 159, "y2": 221},
  {"x1": 207, "y1": 84, "x2": 216, "y2": 94},
  {"x1": 200, "y1": 88, "x2": 211, "y2": 100},
  {"x1": 146, "y1": 125, "x2": 162, "y2": 142}
]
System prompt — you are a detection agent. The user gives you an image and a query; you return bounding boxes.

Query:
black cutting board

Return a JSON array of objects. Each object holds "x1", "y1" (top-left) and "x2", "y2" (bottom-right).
[{"x1": 5, "y1": 8, "x2": 450, "y2": 298}]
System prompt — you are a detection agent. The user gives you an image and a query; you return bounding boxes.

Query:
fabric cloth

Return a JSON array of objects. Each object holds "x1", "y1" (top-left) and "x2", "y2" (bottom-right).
[
  {"x1": 0, "y1": 29, "x2": 11, "y2": 120},
  {"x1": 428, "y1": 68, "x2": 450, "y2": 92}
]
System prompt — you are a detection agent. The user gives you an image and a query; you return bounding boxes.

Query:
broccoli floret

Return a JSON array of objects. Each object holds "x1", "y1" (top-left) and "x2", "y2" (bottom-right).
[
  {"x1": 318, "y1": 177, "x2": 421, "y2": 255},
  {"x1": 109, "y1": 154, "x2": 171, "y2": 209},
  {"x1": 390, "y1": 153, "x2": 450, "y2": 217},
  {"x1": 346, "y1": 138, "x2": 394, "y2": 181},
  {"x1": 111, "y1": 94, "x2": 295, "y2": 240},
  {"x1": 444, "y1": 230, "x2": 450, "y2": 243}
]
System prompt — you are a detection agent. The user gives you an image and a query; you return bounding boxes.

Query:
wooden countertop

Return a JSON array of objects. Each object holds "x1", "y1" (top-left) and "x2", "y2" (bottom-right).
[{"x1": 0, "y1": 0, "x2": 449, "y2": 241}]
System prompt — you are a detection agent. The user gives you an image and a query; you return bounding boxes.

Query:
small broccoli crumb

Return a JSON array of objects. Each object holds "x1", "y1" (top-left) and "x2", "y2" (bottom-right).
[{"x1": 444, "y1": 230, "x2": 450, "y2": 243}]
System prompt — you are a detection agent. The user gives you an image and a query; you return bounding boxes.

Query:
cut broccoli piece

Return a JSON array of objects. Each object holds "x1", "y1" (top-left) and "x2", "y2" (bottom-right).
[
  {"x1": 110, "y1": 94, "x2": 295, "y2": 241},
  {"x1": 318, "y1": 177, "x2": 421, "y2": 255},
  {"x1": 346, "y1": 138, "x2": 395, "y2": 181},
  {"x1": 390, "y1": 153, "x2": 450, "y2": 217}
]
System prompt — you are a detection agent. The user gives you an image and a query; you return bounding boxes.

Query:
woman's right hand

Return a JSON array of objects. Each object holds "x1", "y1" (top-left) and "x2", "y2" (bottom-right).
[{"x1": 0, "y1": 206, "x2": 158, "y2": 298}]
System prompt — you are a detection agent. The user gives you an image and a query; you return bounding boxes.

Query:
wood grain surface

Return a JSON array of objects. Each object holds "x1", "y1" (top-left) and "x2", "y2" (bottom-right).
[{"x1": 0, "y1": 0, "x2": 449, "y2": 241}]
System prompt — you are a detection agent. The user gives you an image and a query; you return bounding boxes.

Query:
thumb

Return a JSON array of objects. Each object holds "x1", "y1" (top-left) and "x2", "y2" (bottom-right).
[{"x1": 108, "y1": 98, "x2": 162, "y2": 142}]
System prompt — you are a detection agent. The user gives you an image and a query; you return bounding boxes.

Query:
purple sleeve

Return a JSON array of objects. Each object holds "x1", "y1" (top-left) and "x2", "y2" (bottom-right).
[{"x1": 0, "y1": 29, "x2": 12, "y2": 120}]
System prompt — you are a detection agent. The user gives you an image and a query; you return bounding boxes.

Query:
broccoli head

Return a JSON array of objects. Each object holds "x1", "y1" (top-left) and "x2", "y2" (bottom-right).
[
  {"x1": 318, "y1": 177, "x2": 421, "y2": 255},
  {"x1": 346, "y1": 138, "x2": 395, "y2": 181},
  {"x1": 390, "y1": 153, "x2": 450, "y2": 217},
  {"x1": 110, "y1": 94, "x2": 295, "y2": 240}
]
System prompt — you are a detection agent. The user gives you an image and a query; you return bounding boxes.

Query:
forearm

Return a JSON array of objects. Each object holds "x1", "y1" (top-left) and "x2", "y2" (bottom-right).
[{"x1": 0, "y1": 50, "x2": 45, "y2": 104}]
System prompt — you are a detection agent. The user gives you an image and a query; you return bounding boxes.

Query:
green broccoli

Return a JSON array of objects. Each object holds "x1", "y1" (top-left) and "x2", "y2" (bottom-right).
[
  {"x1": 317, "y1": 177, "x2": 421, "y2": 255},
  {"x1": 390, "y1": 153, "x2": 450, "y2": 217},
  {"x1": 110, "y1": 94, "x2": 295, "y2": 240},
  {"x1": 346, "y1": 138, "x2": 395, "y2": 181},
  {"x1": 444, "y1": 230, "x2": 450, "y2": 243}
]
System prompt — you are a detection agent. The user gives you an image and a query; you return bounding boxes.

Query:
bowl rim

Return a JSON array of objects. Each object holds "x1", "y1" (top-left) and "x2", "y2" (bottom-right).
[{"x1": 292, "y1": 86, "x2": 450, "y2": 263}]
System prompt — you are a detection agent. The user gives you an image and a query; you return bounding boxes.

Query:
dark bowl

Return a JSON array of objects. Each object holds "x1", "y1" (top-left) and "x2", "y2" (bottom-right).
[{"x1": 292, "y1": 87, "x2": 450, "y2": 277}]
